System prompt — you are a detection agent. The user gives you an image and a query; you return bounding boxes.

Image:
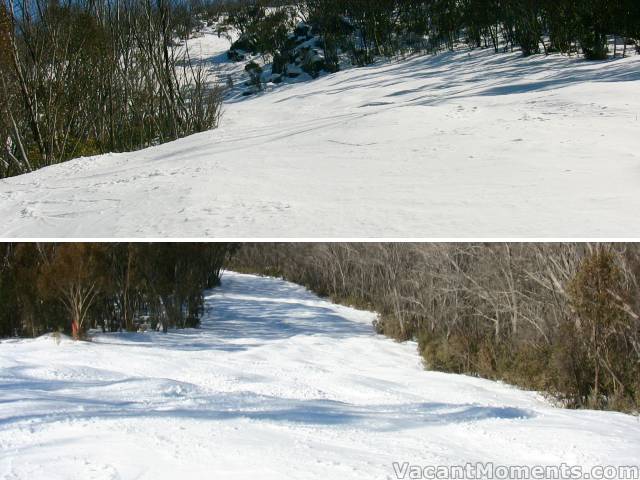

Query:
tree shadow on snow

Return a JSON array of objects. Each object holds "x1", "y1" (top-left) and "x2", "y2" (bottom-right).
[{"x1": 272, "y1": 49, "x2": 640, "y2": 108}]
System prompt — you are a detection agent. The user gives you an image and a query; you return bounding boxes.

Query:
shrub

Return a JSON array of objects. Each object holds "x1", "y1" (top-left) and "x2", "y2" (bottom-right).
[{"x1": 567, "y1": 247, "x2": 637, "y2": 409}]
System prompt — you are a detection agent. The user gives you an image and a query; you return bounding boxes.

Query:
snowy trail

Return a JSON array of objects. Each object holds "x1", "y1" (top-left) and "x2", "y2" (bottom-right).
[
  {"x1": 1, "y1": 272, "x2": 639, "y2": 480},
  {"x1": 1, "y1": 33, "x2": 639, "y2": 237}
]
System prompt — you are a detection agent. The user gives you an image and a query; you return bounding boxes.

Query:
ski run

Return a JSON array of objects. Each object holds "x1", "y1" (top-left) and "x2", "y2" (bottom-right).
[
  {"x1": 1, "y1": 272, "x2": 639, "y2": 480},
  {"x1": 1, "y1": 32, "x2": 639, "y2": 238}
]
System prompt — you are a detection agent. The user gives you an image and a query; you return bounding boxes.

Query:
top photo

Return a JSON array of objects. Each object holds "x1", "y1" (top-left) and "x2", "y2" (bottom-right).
[{"x1": 0, "y1": 0, "x2": 638, "y2": 239}]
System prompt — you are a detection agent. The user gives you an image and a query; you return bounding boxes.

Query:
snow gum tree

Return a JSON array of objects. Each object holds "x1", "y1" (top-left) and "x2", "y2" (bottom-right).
[
  {"x1": 219, "y1": 0, "x2": 639, "y2": 63},
  {"x1": 567, "y1": 247, "x2": 637, "y2": 409},
  {"x1": 0, "y1": 0, "x2": 224, "y2": 179},
  {"x1": 0, "y1": 243, "x2": 235, "y2": 338},
  {"x1": 38, "y1": 244, "x2": 106, "y2": 340}
]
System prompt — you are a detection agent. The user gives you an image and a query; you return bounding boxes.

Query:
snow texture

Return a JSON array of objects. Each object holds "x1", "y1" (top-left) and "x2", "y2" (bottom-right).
[
  {"x1": 0, "y1": 33, "x2": 639, "y2": 238},
  {"x1": 1, "y1": 272, "x2": 639, "y2": 479}
]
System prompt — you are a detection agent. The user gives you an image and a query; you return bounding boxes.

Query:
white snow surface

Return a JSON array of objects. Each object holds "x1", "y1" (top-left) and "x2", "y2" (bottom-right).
[
  {"x1": 1, "y1": 272, "x2": 639, "y2": 479},
  {"x1": 1, "y1": 33, "x2": 639, "y2": 238}
]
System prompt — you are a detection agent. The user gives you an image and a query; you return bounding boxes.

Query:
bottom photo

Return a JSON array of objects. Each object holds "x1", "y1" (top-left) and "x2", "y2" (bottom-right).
[{"x1": 1, "y1": 243, "x2": 639, "y2": 480}]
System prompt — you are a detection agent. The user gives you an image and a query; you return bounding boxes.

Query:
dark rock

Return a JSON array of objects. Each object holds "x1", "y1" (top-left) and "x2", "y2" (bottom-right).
[{"x1": 298, "y1": 47, "x2": 325, "y2": 78}]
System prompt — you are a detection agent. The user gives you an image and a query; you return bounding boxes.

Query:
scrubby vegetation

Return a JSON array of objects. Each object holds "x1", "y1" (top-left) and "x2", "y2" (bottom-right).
[
  {"x1": 230, "y1": 243, "x2": 640, "y2": 413},
  {"x1": 0, "y1": 0, "x2": 224, "y2": 179},
  {"x1": 0, "y1": 243, "x2": 235, "y2": 339}
]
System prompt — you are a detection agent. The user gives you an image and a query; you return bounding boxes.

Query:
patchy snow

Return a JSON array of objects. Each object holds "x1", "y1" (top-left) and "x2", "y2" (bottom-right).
[
  {"x1": 1, "y1": 272, "x2": 638, "y2": 479},
  {"x1": 0, "y1": 32, "x2": 639, "y2": 237}
]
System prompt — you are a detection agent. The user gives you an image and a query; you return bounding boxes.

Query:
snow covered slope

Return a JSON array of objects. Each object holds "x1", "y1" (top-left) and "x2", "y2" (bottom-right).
[
  {"x1": 1, "y1": 33, "x2": 639, "y2": 238},
  {"x1": 1, "y1": 272, "x2": 638, "y2": 480}
]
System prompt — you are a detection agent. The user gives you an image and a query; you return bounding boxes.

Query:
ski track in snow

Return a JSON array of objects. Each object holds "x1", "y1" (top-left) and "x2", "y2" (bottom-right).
[
  {"x1": 1, "y1": 272, "x2": 639, "y2": 480},
  {"x1": 0, "y1": 34, "x2": 639, "y2": 237}
]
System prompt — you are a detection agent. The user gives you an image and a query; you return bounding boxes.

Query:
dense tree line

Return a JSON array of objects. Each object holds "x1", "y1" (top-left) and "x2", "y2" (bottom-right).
[
  {"x1": 214, "y1": 0, "x2": 639, "y2": 72},
  {"x1": 0, "y1": 243, "x2": 235, "y2": 339},
  {"x1": 0, "y1": 0, "x2": 223, "y2": 179},
  {"x1": 230, "y1": 243, "x2": 640, "y2": 413}
]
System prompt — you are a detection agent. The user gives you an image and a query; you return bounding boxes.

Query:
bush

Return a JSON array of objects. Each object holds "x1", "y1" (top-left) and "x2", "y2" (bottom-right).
[
  {"x1": 245, "y1": 61, "x2": 264, "y2": 89},
  {"x1": 229, "y1": 243, "x2": 640, "y2": 413},
  {"x1": 567, "y1": 247, "x2": 638, "y2": 409},
  {"x1": 581, "y1": 32, "x2": 609, "y2": 60}
]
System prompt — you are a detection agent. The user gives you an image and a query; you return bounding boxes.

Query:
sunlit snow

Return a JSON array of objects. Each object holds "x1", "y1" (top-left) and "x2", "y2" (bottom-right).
[{"x1": 1, "y1": 33, "x2": 638, "y2": 237}]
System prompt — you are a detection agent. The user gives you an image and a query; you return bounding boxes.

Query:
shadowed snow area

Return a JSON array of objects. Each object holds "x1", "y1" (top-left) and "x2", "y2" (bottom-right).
[
  {"x1": 1, "y1": 272, "x2": 639, "y2": 479},
  {"x1": 1, "y1": 33, "x2": 639, "y2": 237}
]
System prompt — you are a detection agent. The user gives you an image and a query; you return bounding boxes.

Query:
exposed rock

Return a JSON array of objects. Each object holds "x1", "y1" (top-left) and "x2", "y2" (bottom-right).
[
  {"x1": 298, "y1": 47, "x2": 325, "y2": 78},
  {"x1": 286, "y1": 64, "x2": 303, "y2": 78}
]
